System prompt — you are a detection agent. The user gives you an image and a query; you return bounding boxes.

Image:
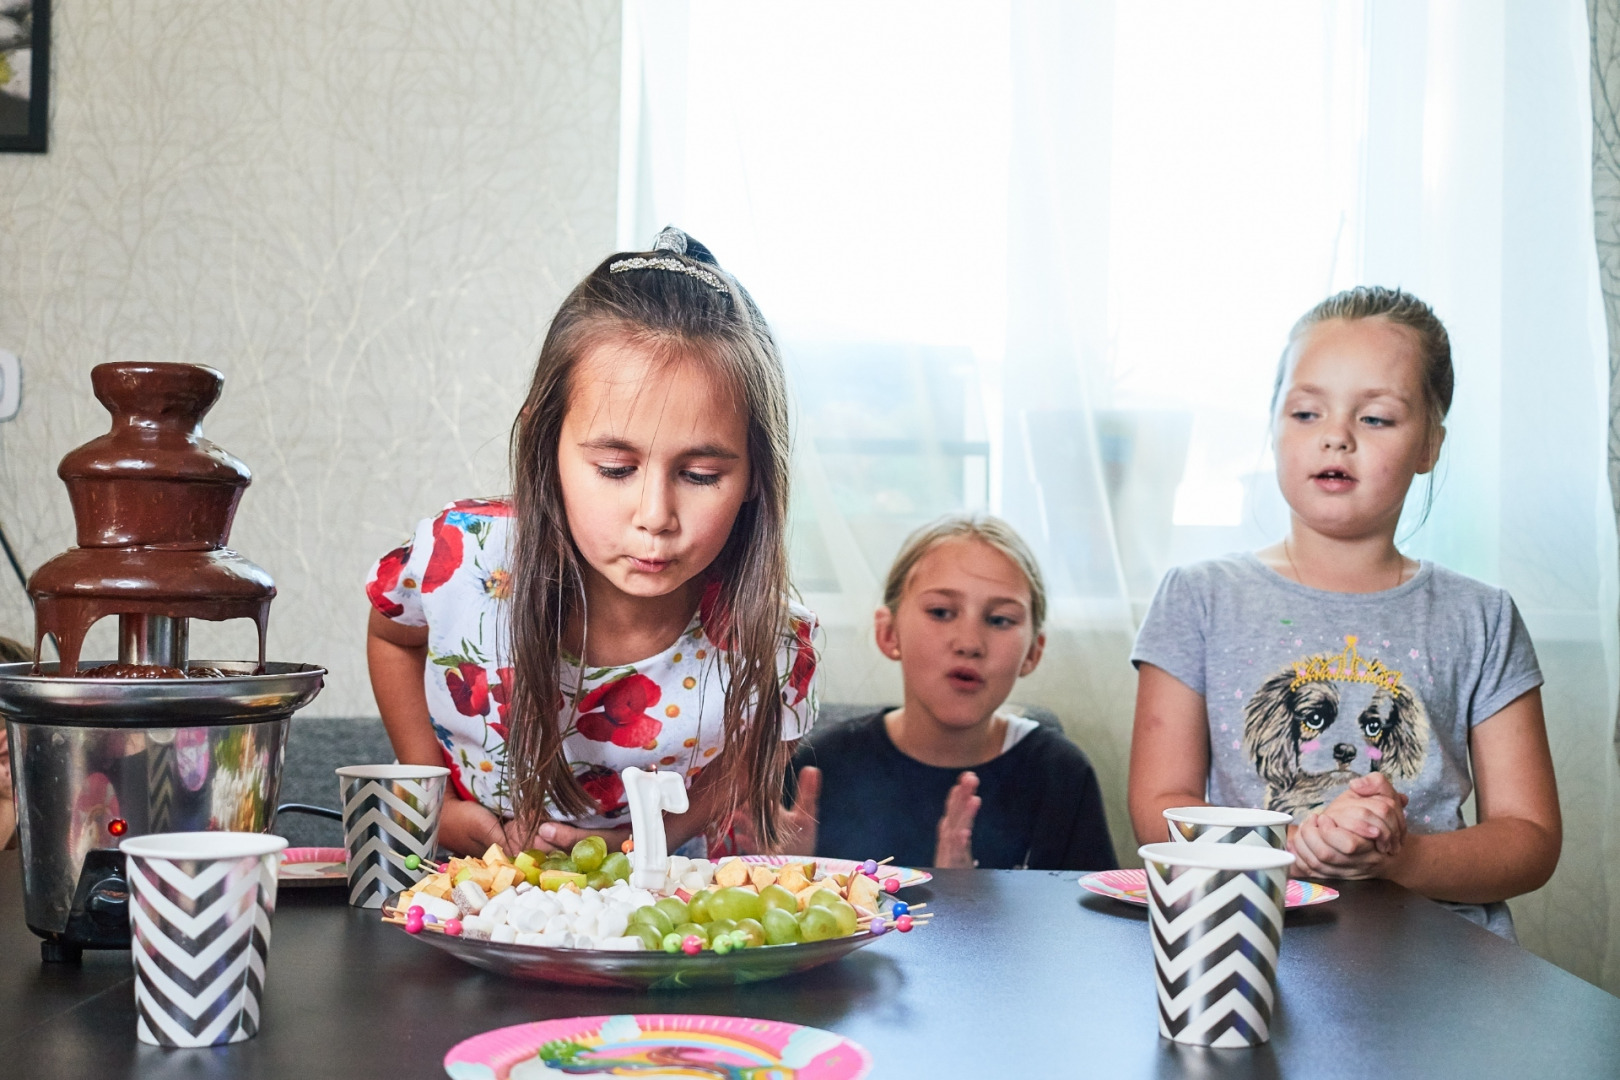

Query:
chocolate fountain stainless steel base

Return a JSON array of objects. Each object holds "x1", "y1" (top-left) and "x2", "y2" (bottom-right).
[{"x1": 1, "y1": 660, "x2": 324, "y2": 961}]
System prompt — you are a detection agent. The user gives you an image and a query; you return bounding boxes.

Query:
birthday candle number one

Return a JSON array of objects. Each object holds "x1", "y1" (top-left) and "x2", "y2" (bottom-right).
[{"x1": 621, "y1": 767, "x2": 690, "y2": 890}]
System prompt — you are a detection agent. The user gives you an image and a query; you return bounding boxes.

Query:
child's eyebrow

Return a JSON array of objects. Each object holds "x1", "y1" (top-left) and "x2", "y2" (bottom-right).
[
  {"x1": 680, "y1": 443, "x2": 743, "y2": 460},
  {"x1": 579, "y1": 436, "x2": 742, "y2": 460},
  {"x1": 915, "y1": 587, "x2": 1027, "y2": 609},
  {"x1": 1288, "y1": 381, "x2": 1411, "y2": 402}
]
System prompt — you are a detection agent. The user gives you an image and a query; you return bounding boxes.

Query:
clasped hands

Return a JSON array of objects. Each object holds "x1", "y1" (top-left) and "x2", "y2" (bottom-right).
[{"x1": 1289, "y1": 772, "x2": 1410, "y2": 879}]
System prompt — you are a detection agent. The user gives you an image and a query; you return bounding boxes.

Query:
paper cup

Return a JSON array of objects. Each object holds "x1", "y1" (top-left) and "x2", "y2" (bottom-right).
[
  {"x1": 1164, "y1": 806, "x2": 1291, "y2": 850},
  {"x1": 121, "y1": 831, "x2": 288, "y2": 1047},
  {"x1": 1139, "y1": 841, "x2": 1295, "y2": 1048},
  {"x1": 336, "y1": 764, "x2": 449, "y2": 908}
]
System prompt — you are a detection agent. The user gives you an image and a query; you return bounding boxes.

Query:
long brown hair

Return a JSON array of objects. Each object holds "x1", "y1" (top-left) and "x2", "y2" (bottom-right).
[{"x1": 505, "y1": 229, "x2": 799, "y2": 848}]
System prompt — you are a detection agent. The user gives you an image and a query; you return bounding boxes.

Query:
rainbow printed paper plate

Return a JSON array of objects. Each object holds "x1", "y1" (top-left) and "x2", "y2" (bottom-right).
[
  {"x1": 443, "y1": 1014, "x2": 871, "y2": 1080},
  {"x1": 278, "y1": 847, "x2": 347, "y2": 888},
  {"x1": 1079, "y1": 868, "x2": 1338, "y2": 908}
]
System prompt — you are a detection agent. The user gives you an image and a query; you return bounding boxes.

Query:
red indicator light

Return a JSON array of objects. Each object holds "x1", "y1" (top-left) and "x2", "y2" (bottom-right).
[{"x1": 108, "y1": 818, "x2": 128, "y2": 837}]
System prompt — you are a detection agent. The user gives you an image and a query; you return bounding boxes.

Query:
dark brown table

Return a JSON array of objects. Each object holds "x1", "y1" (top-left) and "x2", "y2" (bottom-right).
[{"x1": 3, "y1": 850, "x2": 1618, "y2": 1078}]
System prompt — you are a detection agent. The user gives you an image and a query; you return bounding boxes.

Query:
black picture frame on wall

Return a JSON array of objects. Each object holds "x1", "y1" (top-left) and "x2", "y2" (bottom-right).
[{"x1": 0, "y1": 0, "x2": 48, "y2": 153}]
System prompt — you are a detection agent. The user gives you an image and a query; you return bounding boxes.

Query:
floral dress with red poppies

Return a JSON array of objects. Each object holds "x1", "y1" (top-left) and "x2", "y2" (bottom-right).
[{"x1": 366, "y1": 498, "x2": 820, "y2": 829}]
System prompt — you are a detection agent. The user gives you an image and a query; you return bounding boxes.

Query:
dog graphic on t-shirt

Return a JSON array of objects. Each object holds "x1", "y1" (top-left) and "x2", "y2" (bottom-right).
[{"x1": 1242, "y1": 636, "x2": 1430, "y2": 817}]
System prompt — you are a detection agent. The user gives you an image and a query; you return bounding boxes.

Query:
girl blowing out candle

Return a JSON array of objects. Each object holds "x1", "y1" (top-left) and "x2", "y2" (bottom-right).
[
  {"x1": 1128, "y1": 287, "x2": 1559, "y2": 939},
  {"x1": 365, "y1": 228, "x2": 820, "y2": 860}
]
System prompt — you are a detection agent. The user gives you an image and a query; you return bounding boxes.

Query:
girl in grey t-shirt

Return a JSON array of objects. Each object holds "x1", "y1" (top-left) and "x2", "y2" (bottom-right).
[{"x1": 1129, "y1": 287, "x2": 1560, "y2": 940}]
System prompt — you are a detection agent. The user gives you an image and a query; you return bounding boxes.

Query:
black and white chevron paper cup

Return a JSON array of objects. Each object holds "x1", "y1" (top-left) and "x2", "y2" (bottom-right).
[
  {"x1": 121, "y1": 832, "x2": 288, "y2": 1047},
  {"x1": 1139, "y1": 841, "x2": 1295, "y2": 1048},
  {"x1": 336, "y1": 764, "x2": 448, "y2": 908},
  {"x1": 1164, "y1": 806, "x2": 1291, "y2": 849}
]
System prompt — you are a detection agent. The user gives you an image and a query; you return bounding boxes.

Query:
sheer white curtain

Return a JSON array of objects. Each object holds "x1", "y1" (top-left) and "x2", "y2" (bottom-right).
[{"x1": 622, "y1": 0, "x2": 1620, "y2": 989}]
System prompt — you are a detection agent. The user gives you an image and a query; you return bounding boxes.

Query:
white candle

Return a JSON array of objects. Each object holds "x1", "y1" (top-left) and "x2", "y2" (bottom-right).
[{"x1": 621, "y1": 766, "x2": 690, "y2": 890}]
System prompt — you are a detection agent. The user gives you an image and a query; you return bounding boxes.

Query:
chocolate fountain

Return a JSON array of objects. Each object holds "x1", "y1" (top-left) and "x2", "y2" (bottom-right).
[{"x1": 0, "y1": 362, "x2": 324, "y2": 961}]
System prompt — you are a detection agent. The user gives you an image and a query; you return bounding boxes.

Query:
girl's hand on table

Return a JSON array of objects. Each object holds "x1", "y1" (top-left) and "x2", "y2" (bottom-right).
[
  {"x1": 933, "y1": 771, "x2": 981, "y2": 869},
  {"x1": 527, "y1": 821, "x2": 631, "y2": 857}
]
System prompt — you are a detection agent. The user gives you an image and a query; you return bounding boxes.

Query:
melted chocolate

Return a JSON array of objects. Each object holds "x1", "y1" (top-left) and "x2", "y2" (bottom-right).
[
  {"x1": 30, "y1": 363, "x2": 277, "y2": 675},
  {"x1": 78, "y1": 664, "x2": 187, "y2": 679},
  {"x1": 75, "y1": 664, "x2": 231, "y2": 679}
]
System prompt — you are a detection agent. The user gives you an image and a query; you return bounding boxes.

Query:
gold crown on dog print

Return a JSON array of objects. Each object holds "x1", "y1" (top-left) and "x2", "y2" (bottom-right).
[{"x1": 1288, "y1": 635, "x2": 1403, "y2": 693}]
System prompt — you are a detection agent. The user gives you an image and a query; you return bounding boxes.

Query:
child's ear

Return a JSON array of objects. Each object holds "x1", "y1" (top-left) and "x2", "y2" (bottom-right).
[
  {"x1": 1018, "y1": 632, "x2": 1046, "y2": 677},
  {"x1": 873, "y1": 606, "x2": 901, "y2": 661}
]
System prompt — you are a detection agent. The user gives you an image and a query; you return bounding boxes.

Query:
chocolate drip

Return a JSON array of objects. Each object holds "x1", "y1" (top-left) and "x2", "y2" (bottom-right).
[{"x1": 29, "y1": 363, "x2": 277, "y2": 675}]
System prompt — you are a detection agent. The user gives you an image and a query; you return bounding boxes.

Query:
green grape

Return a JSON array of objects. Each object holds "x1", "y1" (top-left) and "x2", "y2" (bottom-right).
[
  {"x1": 674, "y1": 921, "x2": 709, "y2": 944},
  {"x1": 799, "y1": 905, "x2": 841, "y2": 942},
  {"x1": 712, "y1": 936, "x2": 734, "y2": 955},
  {"x1": 734, "y1": 918, "x2": 767, "y2": 948},
  {"x1": 571, "y1": 836, "x2": 607, "y2": 873},
  {"x1": 586, "y1": 871, "x2": 614, "y2": 891},
  {"x1": 758, "y1": 884, "x2": 798, "y2": 914},
  {"x1": 662, "y1": 932, "x2": 684, "y2": 954},
  {"x1": 707, "y1": 887, "x2": 765, "y2": 924},
  {"x1": 703, "y1": 918, "x2": 738, "y2": 940},
  {"x1": 542, "y1": 851, "x2": 569, "y2": 869},
  {"x1": 762, "y1": 908, "x2": 803, "y2": 945},
  {"x1": 602, "y1": 851, "x2": 631, "y2": 882},
  {"x1": 686, "y1": 890, "x2": 714, "y2": 923},
  {"x1": 631, "y1": 923, "x2": 665, "y2": 951},
  {"x1": 630, "y1": 905, "x2": 674, "y2": 937},
  {"x1": 654, "y1": 897, "x2": 690, "y2": 927},
  {"x1": 806, "y1": 888, "x2": 844, "y2": 911},
  {"x1": 826, "y1": 899, "x2": 859, "y2": 937}
]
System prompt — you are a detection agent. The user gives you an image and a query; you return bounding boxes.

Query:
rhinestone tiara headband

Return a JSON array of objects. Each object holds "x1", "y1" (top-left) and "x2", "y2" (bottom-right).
[{"x1": 608, "y1": 255, "x2": 728, "y2": 292}]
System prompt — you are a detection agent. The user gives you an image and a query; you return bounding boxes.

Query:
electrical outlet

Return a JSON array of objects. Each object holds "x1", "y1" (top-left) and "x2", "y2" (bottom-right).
[{"x1": 0, "y1": 350, "x2": 19, "y2": 422}]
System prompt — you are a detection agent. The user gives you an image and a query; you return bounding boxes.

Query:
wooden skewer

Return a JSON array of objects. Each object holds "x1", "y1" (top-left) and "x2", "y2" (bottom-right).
[{"x1": 876, "y1": 856, "x2": 895, "y2": 866}]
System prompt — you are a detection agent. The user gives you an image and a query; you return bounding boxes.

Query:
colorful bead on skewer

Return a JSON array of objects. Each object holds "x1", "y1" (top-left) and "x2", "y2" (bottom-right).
[
  {"x1": 882, "y1": 876, "x2": 901, "y2": 894},
  {"x1": 895, "y1": 914, "x2": 915, "y2": 933},
  {"x1": 403, "y1": 853, "x2": 444, "y2": 874},
  {"x1": 891, "y1": 900, "x2": 909, "y2": 918},
  {"x1": 868, "y1": 916, "x2": 888, "y2": 935}
]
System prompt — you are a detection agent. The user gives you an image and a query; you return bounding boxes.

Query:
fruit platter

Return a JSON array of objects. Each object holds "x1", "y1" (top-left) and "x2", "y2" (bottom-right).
[{"x1": 384, "y1": 839, "x2": 929, "y2": 990}]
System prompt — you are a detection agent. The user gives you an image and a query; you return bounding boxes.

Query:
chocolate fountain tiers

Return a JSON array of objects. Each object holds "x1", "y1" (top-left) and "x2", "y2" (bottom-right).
[
  {"x1": 29, "y1": 362, "x2": 276, "y2": 674},
  {"x1": 1, "y1": 361, "x2": 324, "y2": 962}
]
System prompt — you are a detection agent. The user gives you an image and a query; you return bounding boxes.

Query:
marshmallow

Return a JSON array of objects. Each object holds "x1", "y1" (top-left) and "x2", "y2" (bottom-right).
[{"x1": 453, "y1": 881, "x2": 489, "y2": 916}]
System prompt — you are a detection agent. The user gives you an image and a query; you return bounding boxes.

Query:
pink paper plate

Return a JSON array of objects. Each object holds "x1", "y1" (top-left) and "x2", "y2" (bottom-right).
[
  {"x1": 277, "y1": 846, "x2": 347, "y2": 887},
  {"x1": 443, "y1": 1014, "x2": 871, "y2": 1080},
  {"x1": 1079, "y1": 867, "x2": 1338, "y2": 908}
]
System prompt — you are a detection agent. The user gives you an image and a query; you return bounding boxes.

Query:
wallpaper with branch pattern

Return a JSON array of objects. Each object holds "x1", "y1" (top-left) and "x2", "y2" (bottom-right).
[{"x1": 0, "y1": 0, "x2": 620, "y2": 714}]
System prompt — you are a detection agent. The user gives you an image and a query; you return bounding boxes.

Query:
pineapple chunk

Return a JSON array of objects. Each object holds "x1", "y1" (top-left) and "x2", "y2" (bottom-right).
[
  {"x1": 776, "y1": 863, "x2": 811, "y2": 894},
  {"x1": 714, "y1": 858, "x2": 750, "y2": 889},
  {"x1": 749, "y1": 865, "x2": 778, "y2": 891},
  {"x1": 847, "y1": 872, "x2": 881, "y2": 913}
]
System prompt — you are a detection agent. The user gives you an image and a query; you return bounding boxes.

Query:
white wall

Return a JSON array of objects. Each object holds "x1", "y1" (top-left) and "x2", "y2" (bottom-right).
[{"x1": 0, "y1": 0, "x2": 621, "y2": 715}]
